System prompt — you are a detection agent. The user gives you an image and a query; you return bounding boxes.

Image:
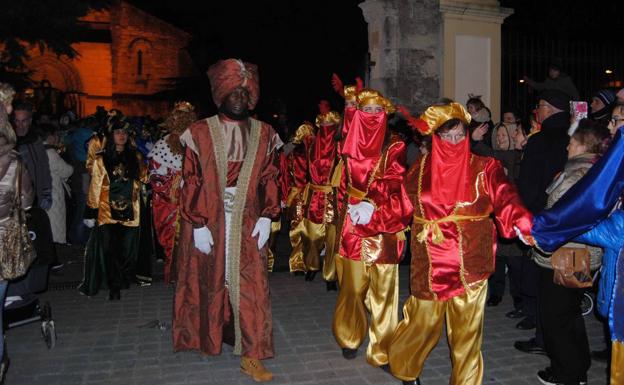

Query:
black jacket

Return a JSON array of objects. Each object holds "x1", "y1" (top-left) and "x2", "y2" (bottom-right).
[
  {"x1": 17, "y1": 130, "x2": 52, "y2": 208},
  {"x1": 517, "y1": 111, "x2": 570, "y2": 214}
]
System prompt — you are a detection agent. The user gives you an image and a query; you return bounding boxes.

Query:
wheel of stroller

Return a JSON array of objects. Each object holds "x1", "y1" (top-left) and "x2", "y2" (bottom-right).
[
  {"x1": 41, "y1": 302, "x2": 52, "y2": 321},
  {"x1": 581, "y1": 292, "x2": 594, "y2": 316},
  {"x1": 41, "y1": 320, "x2": 56, "y2": 349}
]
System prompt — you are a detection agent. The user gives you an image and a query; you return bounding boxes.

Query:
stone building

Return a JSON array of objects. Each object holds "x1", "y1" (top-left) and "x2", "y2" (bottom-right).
[
  {"x1": 23, "y1": 0, "x2": 195, "y2": 118},
  {"x1": 360, "y1": 0, "x2": 512, "y2": 119}
]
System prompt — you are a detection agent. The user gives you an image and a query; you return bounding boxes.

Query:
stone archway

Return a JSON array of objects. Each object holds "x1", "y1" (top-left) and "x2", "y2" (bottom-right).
[
  {"x1": 27, "y1": 53, "x2": 84, "y2": 93},
  {"x1": 26, "y1": 53, "x2": 86, "y2": 116}
]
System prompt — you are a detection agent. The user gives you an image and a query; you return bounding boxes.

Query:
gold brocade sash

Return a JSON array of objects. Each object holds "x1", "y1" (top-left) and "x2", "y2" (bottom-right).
[
  {"x1": 346, "y1": 184, "x2": 367, "y2": 200},
  {"x1": 308, "y1": 183, "x2": 333, "y2": 193},
  {"x1": 330, "y1": 158, "x2": 344, "y2": 187},
  {"x1": 413, "y1": 214, "x2": 489, "y2": 245}
]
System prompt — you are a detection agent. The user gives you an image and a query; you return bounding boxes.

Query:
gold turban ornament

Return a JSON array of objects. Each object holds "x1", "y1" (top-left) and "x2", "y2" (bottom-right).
[
  {"x1": 316, "y1": 111, "x2": 341, "y2": 128},
  {"x1": 356, "y1": 88, "x2": 396, "y2": 114},
  {"x1": 292, "y1": 122, "x2": 315, "y2": 144},
  {"x1": 414, "y1": 102, "x2": 472, "y2": 135}
]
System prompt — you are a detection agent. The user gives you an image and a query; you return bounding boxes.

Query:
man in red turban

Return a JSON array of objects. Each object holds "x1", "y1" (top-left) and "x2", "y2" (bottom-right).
[{"x1": 173, "y1": 58, "x2": 282, "y2": 382}]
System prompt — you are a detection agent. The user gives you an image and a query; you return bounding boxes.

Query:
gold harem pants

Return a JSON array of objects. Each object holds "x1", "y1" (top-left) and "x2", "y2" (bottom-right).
[
  {"x1": 300, "y1": 218, "x2": 337, "y2": 281},
  {"x1": 388, "y1": 280, "x2": 487, "y2": 385},
  {"x1": 332, "y1": 255, "x2": 399, "y2": 366}
]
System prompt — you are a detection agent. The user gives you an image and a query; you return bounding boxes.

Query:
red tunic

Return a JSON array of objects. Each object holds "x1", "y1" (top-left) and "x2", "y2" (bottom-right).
[
  {"x1": 149, "y1": 157, "x2": 182, "y2": 283},
  {"x1": 338, "y1": 141, "x2": 414, "y2": 264},
  {"x1": 407, "y1": 154, "x2": 533, "y2": 301},
  {"x1": 305, "y1": 124, "x2": 339, "y2": 224}
]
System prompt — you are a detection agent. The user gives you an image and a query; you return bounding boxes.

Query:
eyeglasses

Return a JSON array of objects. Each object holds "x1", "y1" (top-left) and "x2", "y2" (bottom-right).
[
  {"x1": 535, "y1": 104, "x2": 551, "y2": 109},
  {"x1": 610, "y1": 117, "x2": 624, "y2": 125},
  {"x1": 439, "y1": 132, "x2": 466, "y2": 142}
]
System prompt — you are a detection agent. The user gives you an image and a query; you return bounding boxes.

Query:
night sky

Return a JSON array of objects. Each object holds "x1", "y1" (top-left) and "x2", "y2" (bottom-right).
[
  {"x1": 131, "y1": 0, "x2": 368, "y2": 132},
  {"x1": 130, "y1": 0, "x2": 624, "y2": 130}
]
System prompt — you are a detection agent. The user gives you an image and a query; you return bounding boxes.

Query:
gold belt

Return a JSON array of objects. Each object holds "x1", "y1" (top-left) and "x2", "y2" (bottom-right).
[
  {"x1": 308, "y1": 183, "x2": 333, "y2": 193},
  {"x1": 413, "y1": 214, "x2": 489, "y2": 245},
  {"x1": 346, "y1": 185, "x2": 367, "y2": 200}
]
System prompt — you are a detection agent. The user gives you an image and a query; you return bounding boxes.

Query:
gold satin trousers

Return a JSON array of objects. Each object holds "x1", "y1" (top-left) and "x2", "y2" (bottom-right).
[
  {"x1": 332, "y1": 255, "x2": 399, "y2": 366},
  {"x1": 300, "y1": 218, "x2": 337, "y2": 281},
  {"x1": 288, "y1": 218, "x2": 305, "y2": 273},
  {"x1": 266, "y1": 220, "x2": 281, "y2": 272},
  {"x1": 388, "y1": 280, "x2": 487, "y2": 384},
  {"x1": 612, "y1": 341, "x2": 624, "y2": 385}
]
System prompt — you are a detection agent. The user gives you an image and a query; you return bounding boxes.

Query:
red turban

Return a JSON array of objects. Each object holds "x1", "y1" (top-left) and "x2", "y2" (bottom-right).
[{"x1": 207, "y1": 59, "x2": 260, "y2": 110}]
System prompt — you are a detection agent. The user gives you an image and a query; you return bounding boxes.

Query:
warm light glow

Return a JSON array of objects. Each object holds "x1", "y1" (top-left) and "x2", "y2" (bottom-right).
[
  {"x1": 605, "y1": 69, "x2": 614, "y2": 74},
  {"x1": 519, "y1": 79, "x2": 525, "y2": 83}
]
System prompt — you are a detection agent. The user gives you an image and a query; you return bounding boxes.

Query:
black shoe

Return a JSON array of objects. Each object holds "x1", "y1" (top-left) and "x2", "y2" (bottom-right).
[
  {"x1": 505, "y1": 308, "x2": 525, "y2": 319},
  {"x1": 514, "y1": 338, "x2": 546, "y2": 355},
  {"x1": 515, "y1": 317, "x2": 536, "y2": 330},
  {"x1": 379, "y1": 364, "x2": 390, "y2": 373},
  {"x1": 591, "y1": 347, "x2": 610, "y2": 362},
  {"x1": 326, "y1": 281, "x2": 338, "y2": 291},
  {"x1": 108, "y1": 289, "x2": 121, "y2": 301},
  {"x1": 402, "y1": 379, "x2": 422, "y2": 385},
  {"x1": 486, "y1": 295, "x2": 502, "y2": 307},
  {"x1": 341, "y1": 348, "x2": 357, "y2": 360},
  {"x1": 537, "y1": 368, "x2": 557, "y2": 385},
  {"x1": 304, "y1": 271, "x2": 317, "y2": 281},
  {"x1": 293, "y1": 271, "x2": 305, "y2": 277},
  {"x1": 536, "y1": 367, "x2": 586, "y2": 385}
]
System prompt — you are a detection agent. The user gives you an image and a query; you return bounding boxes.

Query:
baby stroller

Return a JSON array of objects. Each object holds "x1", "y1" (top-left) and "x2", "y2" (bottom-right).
[{"x1": 3, "y1": 261, "x2": 56, "y2": 349}]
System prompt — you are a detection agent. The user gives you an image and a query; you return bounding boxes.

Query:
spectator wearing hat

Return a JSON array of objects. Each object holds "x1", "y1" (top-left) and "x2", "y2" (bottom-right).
[
  {"x1": 524, "y1": 61, "x2": 580, "y2": 101},
  {"x1": 591, "y1": 89, "x2": 616, "y2": 126},
  {"x1": 514, "y1": 89, "x2": 571, "y2": 355}
]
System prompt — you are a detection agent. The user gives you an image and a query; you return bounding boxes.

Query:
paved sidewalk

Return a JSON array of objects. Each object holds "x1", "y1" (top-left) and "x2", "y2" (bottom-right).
[{"x1": 5, "y1": 271, "x2": 607, "y2": 385}]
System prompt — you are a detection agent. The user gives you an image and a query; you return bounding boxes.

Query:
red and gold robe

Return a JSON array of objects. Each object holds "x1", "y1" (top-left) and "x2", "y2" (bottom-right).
[
  {"x1": 173, "y1": 115, "x2": 281, "y2": 360},
  {"x1": 338, "y1": 141, "x2": 413, "y2": 264},
  {"x1": 300, "y1": 124, "x2": 340, "y2": 275},
  {"x1": 407, "y1": 154, "x2": 533, "y2": 300},
  {"x1": 148, "y1": 136, "x2": 183, "y2": 284},
  {"x1": 286, "y1": 132, "x2": 314, "y2": 272}
]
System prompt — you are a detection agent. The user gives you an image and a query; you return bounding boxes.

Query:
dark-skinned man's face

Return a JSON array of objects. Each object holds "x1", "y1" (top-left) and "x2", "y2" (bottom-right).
[{"x1": 222, "y1": 87, "x2": 250, "y2": 116}]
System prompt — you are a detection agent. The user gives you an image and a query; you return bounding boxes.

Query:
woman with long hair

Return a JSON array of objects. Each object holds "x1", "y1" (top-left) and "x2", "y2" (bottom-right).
[{"x1": 79, "y1": 112, "x2": 147, "y2": 300}]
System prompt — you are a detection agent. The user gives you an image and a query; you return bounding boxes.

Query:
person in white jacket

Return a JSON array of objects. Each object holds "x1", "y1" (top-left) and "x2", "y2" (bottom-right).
[{"x1": 41, "y1": 124, "x2": 73, "y2": 244}]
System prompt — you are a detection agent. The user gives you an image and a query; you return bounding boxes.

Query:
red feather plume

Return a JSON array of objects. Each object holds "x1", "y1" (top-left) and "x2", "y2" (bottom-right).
[
  {"x1": 398, "y1": 105, "x2": 430, "y2": 135},
  {"x1": 331, "y1": 73, "x2": 344, "y2": 97},
  {"x1": 355, "y1": 77, "x2": 364, "y2": 93}
]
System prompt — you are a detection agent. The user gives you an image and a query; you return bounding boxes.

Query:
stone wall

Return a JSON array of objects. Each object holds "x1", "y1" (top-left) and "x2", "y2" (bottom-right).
[
  {"x1": 360, "y1": 0, "x2": 442, "y2": 114},
  {"x1": 111, "y1": 1, "x2": 193, "y2": 97}
]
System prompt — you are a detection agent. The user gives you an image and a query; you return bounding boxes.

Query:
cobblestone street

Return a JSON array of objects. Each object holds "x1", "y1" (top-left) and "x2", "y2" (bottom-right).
[{"x1": 4, "y1": 269, "x2": 608, "y2": 385}]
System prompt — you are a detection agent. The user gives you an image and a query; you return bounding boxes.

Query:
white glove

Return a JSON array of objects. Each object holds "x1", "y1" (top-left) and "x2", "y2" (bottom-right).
[
  {"x1": 348, "y1": 201, "x2": 375, "y2": 225},
  {"x1": 514, "y1": 226, "x2": 532, "y2": 246},
  {"x1": 252, "y1": 217, "x2": 272, "y2": 250},
  {"x1": 83, "y1": 219, "x2": 96, "y2": 228},
  {"x1": 193, "y1": 226, "x2": 214, "y2": 255}
]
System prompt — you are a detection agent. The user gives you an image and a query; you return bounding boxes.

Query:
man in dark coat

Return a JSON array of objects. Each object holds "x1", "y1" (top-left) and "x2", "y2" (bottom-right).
[{"x1": 514, "y1": 90, "x2": 570, "y2": 354}]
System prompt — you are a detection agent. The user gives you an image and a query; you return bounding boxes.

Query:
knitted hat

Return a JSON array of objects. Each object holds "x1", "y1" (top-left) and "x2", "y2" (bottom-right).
[
  {"x1": 594, "y1": 89, "x2": 616, "y2": 107},
  {"x1": 538, "y1": 90, "x2": 571, "y2": 112}
]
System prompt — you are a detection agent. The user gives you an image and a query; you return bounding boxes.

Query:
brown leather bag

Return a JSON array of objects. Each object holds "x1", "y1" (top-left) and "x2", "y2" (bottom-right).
[{"x1": 550, "y1": 246, "x2": 592, "y2": 289}]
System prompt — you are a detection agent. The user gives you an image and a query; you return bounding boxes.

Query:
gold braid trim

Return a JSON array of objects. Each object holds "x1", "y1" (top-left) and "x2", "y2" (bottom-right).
[
  {"x1": 416, "y1": 155, "x2": 437, "y2": 299},
  {"x1": 206, "y1": 116, "x2": 262, "y2": 355}
]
